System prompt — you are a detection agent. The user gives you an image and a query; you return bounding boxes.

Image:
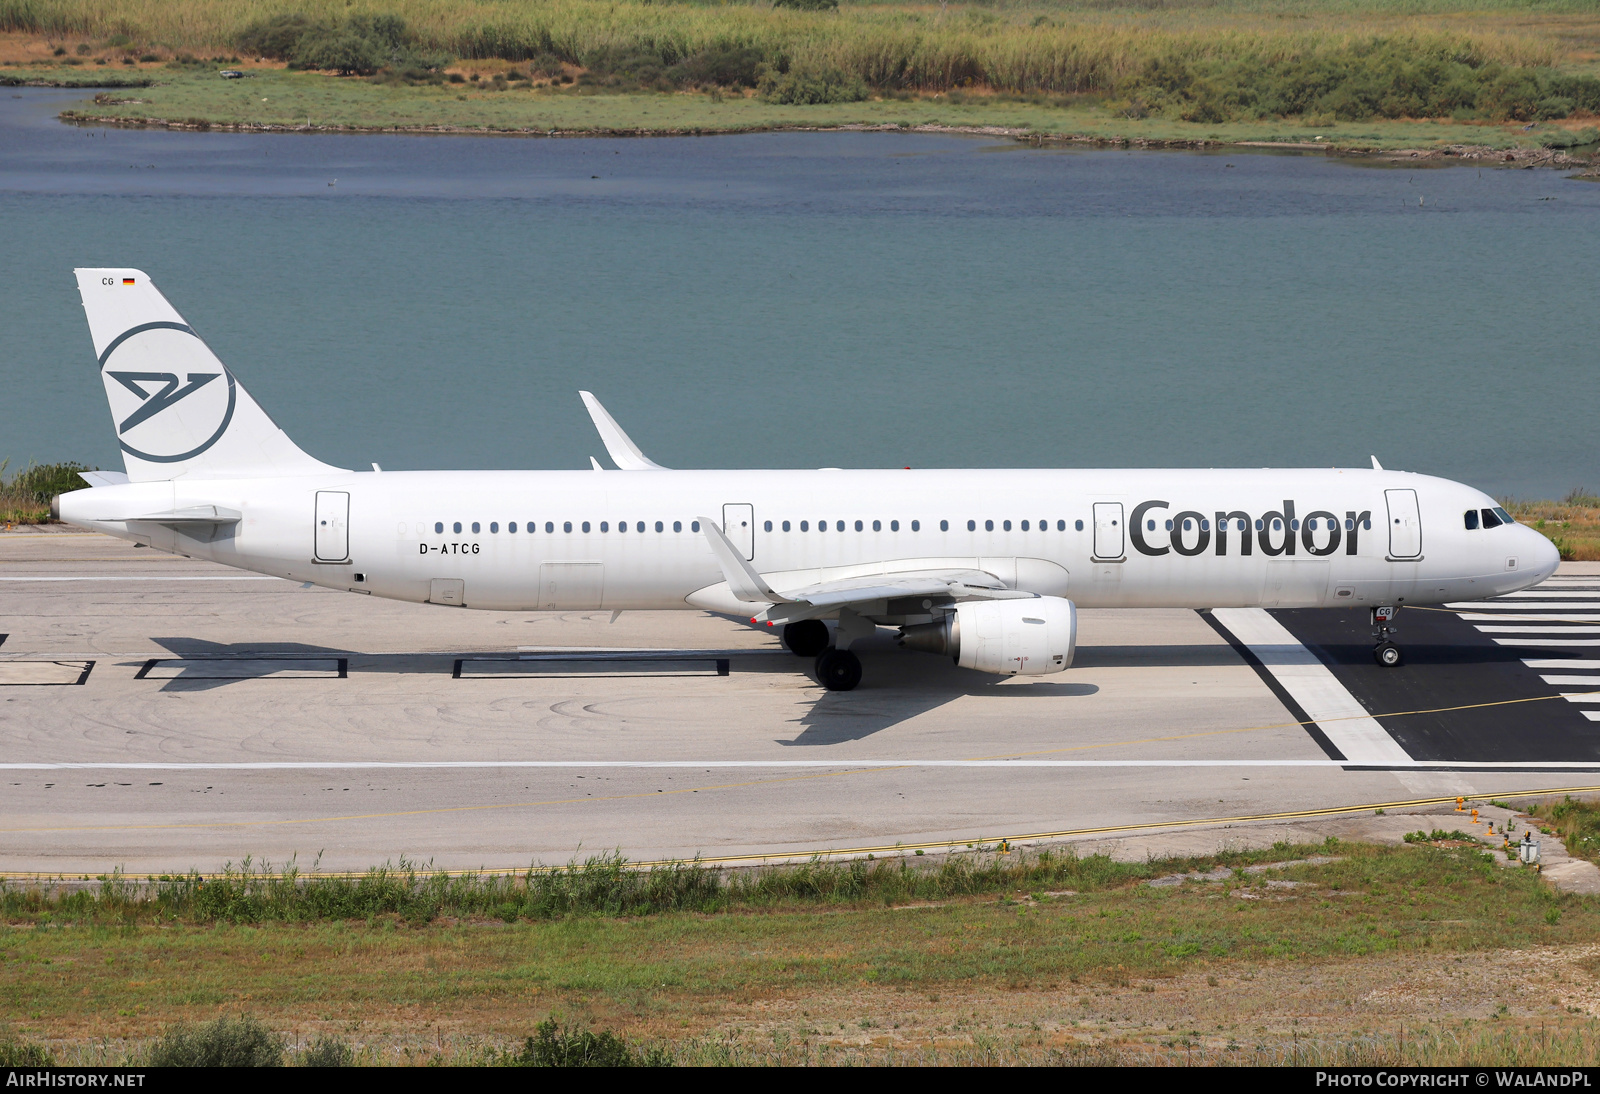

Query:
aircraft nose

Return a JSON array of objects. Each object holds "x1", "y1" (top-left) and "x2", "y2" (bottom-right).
[{"x1": 1525, "y1": 525, "x2": 1562, "y2": 582}]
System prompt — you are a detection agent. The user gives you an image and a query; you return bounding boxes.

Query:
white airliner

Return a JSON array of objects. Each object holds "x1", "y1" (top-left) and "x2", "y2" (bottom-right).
[{"x1": 53, "y1": 269, "x2": 1561, "y2": 690}]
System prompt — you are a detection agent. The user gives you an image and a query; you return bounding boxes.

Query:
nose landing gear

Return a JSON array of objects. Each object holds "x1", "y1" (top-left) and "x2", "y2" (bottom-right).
[{"x1": 1372, "y1": 606, "x2": 1402, "y2": 667}]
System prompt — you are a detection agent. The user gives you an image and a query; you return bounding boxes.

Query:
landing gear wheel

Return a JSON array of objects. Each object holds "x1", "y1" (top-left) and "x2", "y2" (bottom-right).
[
  {"x1": 814, "y1": 648, "x2": 862, "y2": 691},
  {"x1": 1374, "y1": 643, "x2": 1402, "y2": 667},
  {"x1": 783, "y1": 619, "x2": 830, "y2": 658}
]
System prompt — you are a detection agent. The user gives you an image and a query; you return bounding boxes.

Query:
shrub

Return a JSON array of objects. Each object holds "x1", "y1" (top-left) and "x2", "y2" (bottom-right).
[
  {"x1": 512, "y1": 1019, "x2": 670, "y2": 1067},
  {"x1": 673, "y1": 46, "x2": 765, "y2": 89},
  {"x1": 298, "y1": 1035, "x2": 353, "y2": 1067},
  {"x1": 759, "y1": 66, "x2": 867, "y2": 104},
  {"x1": 148, "y1": 1016, "x2": 284, "y2": 1067},
  {"x1": 0, "y1": 1039, "x2": 55, "y2": 1066},
  {"x1": 236, "y1": 12, "x2": 433, "y2": 76},
  {"x1": 773, "y1": 0, "x2": 839, "y2": 10}
]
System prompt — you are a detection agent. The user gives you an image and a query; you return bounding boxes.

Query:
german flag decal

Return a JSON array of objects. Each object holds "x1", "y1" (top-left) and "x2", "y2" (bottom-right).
[{"x1": 122, "y1": 277, "x2": 135, "y2": 285}]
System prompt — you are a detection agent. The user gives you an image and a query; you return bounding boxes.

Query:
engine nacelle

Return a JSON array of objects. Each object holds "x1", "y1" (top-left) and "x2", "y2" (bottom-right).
[{"x1": 898, "y1": 596, "x2": 1077, "y2": 677}]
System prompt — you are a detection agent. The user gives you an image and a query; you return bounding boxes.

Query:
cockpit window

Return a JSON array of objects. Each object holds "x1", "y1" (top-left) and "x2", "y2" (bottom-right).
[
  {"x1": 1464, "y1": 509, "x2": 1480, "y2": 530},
  {"x1": 1493, "y1": 506, "x2": 1514, "y2": 525},
  {"x1": 1480, "y1": 508, "x2": 1502, "y2": 529}
]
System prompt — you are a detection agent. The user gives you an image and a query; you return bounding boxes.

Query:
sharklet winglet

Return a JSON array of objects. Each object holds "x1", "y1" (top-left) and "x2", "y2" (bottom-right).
[{"x1": 580, "y1": 391, "x2": 669, "y2": 470}]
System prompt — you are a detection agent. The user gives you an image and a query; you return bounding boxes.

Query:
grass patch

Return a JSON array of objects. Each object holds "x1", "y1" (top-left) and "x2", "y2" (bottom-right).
[
  {"x1": 0, "y1": 840, "x2": 1590, "y2": 1065},
  {"x1": 0, "y1": 845, "x2": 1295, "y2": 925},
  {"x1": 3, "y1": 0, "x2": 1599, "y2": 129},
  {"x1": 1527, "y1": 795, "x2": 1600, "y2": 867},
  {"x1": 0, "y1": 459, "x2": 90, "y2": 525},
  {"x1": 1505, "y1": 490, "x2": 1600, "y2": 561}
]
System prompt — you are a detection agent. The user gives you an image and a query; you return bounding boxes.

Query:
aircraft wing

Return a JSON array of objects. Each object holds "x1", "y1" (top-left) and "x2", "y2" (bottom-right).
[{"x1": 696, "y1": 518, "x2": 1035, "y2": 623}]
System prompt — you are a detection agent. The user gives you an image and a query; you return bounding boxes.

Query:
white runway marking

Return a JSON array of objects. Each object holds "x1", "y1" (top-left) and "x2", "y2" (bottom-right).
[
  {"x1": 0, "y1": 575, "x2": 282, "y2": 582},
  {"x1": 1477, "y1": 626, "x2": 1600, "y2": 634},
  {"x1": 1460, "y1": 613, "x2": 1600, "y2": 622},
  {"x1": 5, "y1": 759, "x2": 1600, "y2": 771},
  {"x1": 1447, "y1": 603, "x2": 1600, "y2": 611},
  {"x1": 1492, "y1": 639, "x2": 1600, "y2": 647},
  {"x1": 1210, "y1": 608, "x2": 1413, "y2": 766}
]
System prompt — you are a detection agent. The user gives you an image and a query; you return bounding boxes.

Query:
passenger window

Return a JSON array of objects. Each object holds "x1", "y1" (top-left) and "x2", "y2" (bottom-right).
[
  {"x1": 545, "y1": 522, "x2": 553, "y2": 533},
  {"x1": 692, "y1": 521, "x2": 700, "y2": 532},
  {"x1": 764, "y1": 520, "x2": 772, "y2": 532},
  {"x1": 453, "y1": 522, "x2": 462, "y2": 534},
  {"x1": 673, "y1": 521, "x2": 682, "y2": 532},
  {"x1": 1021, "y1": 520, "x2": 1029, "y2": 531},
  {"x1": 600, "y1": 521, "x2": 608, "y2": 532},
  {"x1": 782, "y1": 520, "x2": 791, "y2": 532},
  {"x1": 435, "y1": 522, "x2": 443, "y2": 534},
  {"x1": 1003, "y1": 520, "x2": 1012, "y2": 531},
  {"x1": 1480, "y1": 508, "x2": 1502, "y2": 529},
  {"x1": 655, "y1": 521, "x2": 663, "y2": 533},
  {"x1": 490, "y1": 522, "x2": 499, "y2": 533},
  {"x1": 1464, "y1": 510, "x2": 1480, "y2": 530},
  {"x1": 1363, "y1": 518, "x2": 1371, "y2": 530},
  {"x1": 819, "y1": 520, "x2": 827, "y2": 533},
  {"x1": 872, "y1": 520, "x2": 880, "y2": 532},
  {"x1": 890, "y1": 520, "x2": 899, "y2": 531},
  {"x1": 941, "y1": 520, "x2": 950, "y2": 531},
  {"x1": 563, "y1": 521, "x2": 572, "y2": 533},
  {"x1": 1345, "y1": 518, "x2": 1354, "y2": 531},
  {"x1": 619, "y1": 521, "x2": 627, "y2": 533},
  {"x1": 1200, "y1": 519, "x2": 1209, "y2": 531},
  {"x1": 1072, "y1": 520, "x2": 1081, "y2": 531},
  {"x1": 967, "y1": 520, "x2": 976, "y2": 532},
  {"x1": 1148, "y1": 520, "x2": 1157, "y2": 532},
  {"x1": 1183, "y1": 519, "x2": 1193, "y2": 531},
  {"x1": 636, "y1": 522, "x2": 644, "y2": 533},
  {"x1": 1254, "y1": 520, "x2": 1263, "y2": 531},
  {"x1": 1163, "y1": 519, "x2": 1172, "y2": 531},
  {"x1": 1290, "y1": 519, "x2": 1299, "y2": 531},
  {"x1": 837, "y1": 521, "x2": 845, "y2": 532},
  {"x1": 1273, "y1": 519, "x2": 1282, "y2": 531},
  {"x1": 911, "y1": 520, "x2": 920, "y2": 532},
  {"x1": 855, "y1": 520, "x2": 863, "y2": 532},
  {"x1": 509, "y1": 522, "x2": 517, "y2": 533},
  {"x1": 582, "y1": 522, "x2": 591, "y2": 533},
  {"x1": 800, "y1": 521, "x2": 809, "y2": 532}
]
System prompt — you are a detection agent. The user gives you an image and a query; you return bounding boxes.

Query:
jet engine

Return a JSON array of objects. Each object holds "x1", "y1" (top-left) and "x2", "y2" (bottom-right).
[{"x1": 898, "y1": 596, "x2": 1077, "y2": 676}]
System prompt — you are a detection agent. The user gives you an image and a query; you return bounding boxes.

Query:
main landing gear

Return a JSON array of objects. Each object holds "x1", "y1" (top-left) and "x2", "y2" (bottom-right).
[
  {"x1": 782, "y1": 619, "x2": 863, "y2": 691},
  {"x1": 814, "y1": 648, "x2": 863, "y2": 692},
  {"x1": 1371, "y1": 605, "x2": 1402, "y2": 667}
]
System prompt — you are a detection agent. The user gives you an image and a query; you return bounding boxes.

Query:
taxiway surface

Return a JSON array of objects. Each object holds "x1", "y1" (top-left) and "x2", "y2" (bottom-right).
[{"x1": 2, "y1": 532, "x2": 1596, "y2": 874}]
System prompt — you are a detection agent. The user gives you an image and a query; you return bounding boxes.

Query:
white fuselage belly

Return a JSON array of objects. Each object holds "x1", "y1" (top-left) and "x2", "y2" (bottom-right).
[{"x1": 60, "y1": 467, "x2": 1557, "y2": 617}]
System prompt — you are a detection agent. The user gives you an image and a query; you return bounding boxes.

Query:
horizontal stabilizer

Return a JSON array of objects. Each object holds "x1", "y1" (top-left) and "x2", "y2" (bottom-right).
[
  {"x1": 115, "y1": 505, "x2": 242, "y2": 525},
  {"x1": 580, "y1": 391, "x2": 668, "y2": 470},
  {"x1": 78, "y1": 470, "x2": 130, "y2": 488}
]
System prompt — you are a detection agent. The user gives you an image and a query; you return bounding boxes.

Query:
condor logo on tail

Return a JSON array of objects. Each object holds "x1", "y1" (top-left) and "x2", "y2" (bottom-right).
[{"x1": 98, "y1": 321, "x2": 236, "y2": 463}]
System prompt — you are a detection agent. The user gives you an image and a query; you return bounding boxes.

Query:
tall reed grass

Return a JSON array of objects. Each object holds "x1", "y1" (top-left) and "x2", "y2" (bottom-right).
[
  {"x1": 0, "y1": 844, "x2": 1305, "y2": 924},
  {"x1": 0, "y1": 0, "x2": 1566, "y2": 95}
]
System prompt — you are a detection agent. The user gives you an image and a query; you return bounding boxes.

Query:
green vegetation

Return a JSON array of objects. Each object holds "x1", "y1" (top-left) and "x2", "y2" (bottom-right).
[
  {"x1": 0, "y1": 459, "x2": 90, "y2": 525},
  {"x1": 1505, "y1": 489, "x2": 1600, "y2": 561},
  {"x1": 0, "y1": 1037, "x2": 56, "y2": 1066},
  {"x1": 3, "y1": 0, "x2": 1599, "y2": 137},
  {"x1": 1402, "y1": 828, "x2": 1481, "y2": 843},
  {"x1": 1, "y1": 840, "x2": 1591, "y2": 1065},
  {"x1": 148, "y1": 1015, "x2": 285, "y2": 1067},
  {"x1": 512, "y1": 1018, "x2": 672, "y2": 1067},
  {"x1": 1527, "y1": 796, "x2": 1600, "y2": 866},
  {"x1": 0, "y1": 846, "x2": 1261, "y2": 924}
]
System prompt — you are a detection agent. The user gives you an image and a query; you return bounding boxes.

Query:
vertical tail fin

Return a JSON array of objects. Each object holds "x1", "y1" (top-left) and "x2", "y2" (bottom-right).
[{"x1": 75, "y1": 268, "x2": 343, "y2": 481}]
